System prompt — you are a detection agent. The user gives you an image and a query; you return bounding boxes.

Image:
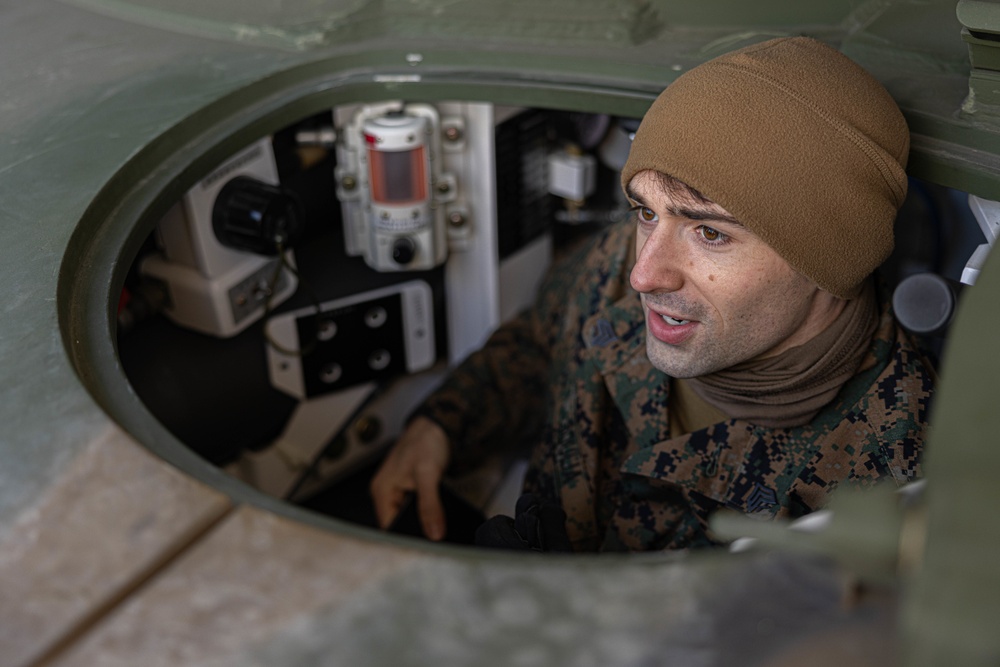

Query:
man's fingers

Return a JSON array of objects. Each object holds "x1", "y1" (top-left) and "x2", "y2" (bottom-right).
[
  {"x1": 371, "y1": 476, "x2": 408, "y2": 529},
  {"x1": 371, "y1": 491, "x2": 398, "y2": 530},
  {"x1": 415, "y1": 466, "x2": 446, "y2": 541},
  {"x1": 368, "y1": 417, "x2": 451, "y2": 537}
]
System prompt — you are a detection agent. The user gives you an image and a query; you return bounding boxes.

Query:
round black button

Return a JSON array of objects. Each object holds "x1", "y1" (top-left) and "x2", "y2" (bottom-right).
[{"x1": 392, "y1": 237, "x2": 416, "y2": 265}]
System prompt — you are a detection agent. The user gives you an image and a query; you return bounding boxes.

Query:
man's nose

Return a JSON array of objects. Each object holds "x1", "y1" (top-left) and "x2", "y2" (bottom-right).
[{"x1": 630, "y1": 228, "x2": 684, "y2": 294}]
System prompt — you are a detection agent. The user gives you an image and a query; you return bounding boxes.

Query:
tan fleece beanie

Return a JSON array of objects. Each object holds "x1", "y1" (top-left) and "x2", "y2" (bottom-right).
[{"x1": 621, "y1": 37, "x2": 909, "y2": 298}]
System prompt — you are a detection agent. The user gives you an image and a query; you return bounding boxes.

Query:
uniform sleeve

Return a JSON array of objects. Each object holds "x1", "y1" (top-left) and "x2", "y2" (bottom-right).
[
  {"x1": 412, "y1": 230, "x2": 612, "y2": 473},
  {"x1": 411, "y1": 311, "x2": 550, "y2": 471}
]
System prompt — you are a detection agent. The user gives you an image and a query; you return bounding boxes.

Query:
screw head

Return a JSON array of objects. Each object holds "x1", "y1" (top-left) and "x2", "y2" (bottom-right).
[
  {"x1": 320, "y1": 363, "x2": 342, "y2": 384},
  {"x1": 341, "y1": 175, "x2": 356, "y2": 190},
  {"x1": 354, "y1": 416, "x2": 382, "y2": 444}
]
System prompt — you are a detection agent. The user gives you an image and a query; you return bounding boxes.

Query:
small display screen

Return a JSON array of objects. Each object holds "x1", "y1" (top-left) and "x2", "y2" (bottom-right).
[{"x1": 368, "y1": 146, "x2": 427, "y2": 204}]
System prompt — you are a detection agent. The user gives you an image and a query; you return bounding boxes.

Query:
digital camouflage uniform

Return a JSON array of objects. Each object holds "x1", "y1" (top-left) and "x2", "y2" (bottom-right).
[{"x1": 416, "y1": 221, "x2": 933, "y2": 552}]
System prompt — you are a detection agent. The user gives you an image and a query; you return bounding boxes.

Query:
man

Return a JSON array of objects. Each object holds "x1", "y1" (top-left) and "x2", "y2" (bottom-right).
[{"x1": 371, "y1": 37, "x2": 933, "y2": 552}]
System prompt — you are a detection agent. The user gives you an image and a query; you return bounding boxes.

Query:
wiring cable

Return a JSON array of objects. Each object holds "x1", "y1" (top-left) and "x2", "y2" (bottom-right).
[{"x1": 261, "y1": 238, "x2": 323, "y2": 357}]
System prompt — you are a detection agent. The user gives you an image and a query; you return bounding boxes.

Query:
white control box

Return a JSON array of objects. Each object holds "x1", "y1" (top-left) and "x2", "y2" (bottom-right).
[
  {"x1": 141, "y1": 138, "x2": 298, "y2": 337},
  {"x1": 335, "y1": 103, "x2": 457, "y2": 272}
]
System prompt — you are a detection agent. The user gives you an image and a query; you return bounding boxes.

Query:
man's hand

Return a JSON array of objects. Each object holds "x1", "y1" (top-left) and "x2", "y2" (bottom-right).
[{"x1": 370, "y1": 416, "x2": 450, "y2": 541}]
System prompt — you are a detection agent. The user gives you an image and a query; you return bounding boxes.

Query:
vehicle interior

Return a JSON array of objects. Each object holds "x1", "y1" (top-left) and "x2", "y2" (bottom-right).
[{"x1": 115, "y1": 100, "x2": 985, "y2": 544}]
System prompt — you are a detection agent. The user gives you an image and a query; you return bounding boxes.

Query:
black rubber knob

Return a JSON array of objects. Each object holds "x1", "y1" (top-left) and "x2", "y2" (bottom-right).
[
  {"x1": 212, "y1": 176, "x2": 302, "y2": 255},
  {"x1": 392, "y1": 237, "x2": 416, "y2": 265}
]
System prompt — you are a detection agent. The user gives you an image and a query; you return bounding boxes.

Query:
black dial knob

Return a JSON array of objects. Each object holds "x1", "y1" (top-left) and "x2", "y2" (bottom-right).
[
  {"x1": 392, "y1": 237, "x2": 416, "y2": 265},
  {"x1": 212, "y1": 176, "x2": 302, "y2": 255}
]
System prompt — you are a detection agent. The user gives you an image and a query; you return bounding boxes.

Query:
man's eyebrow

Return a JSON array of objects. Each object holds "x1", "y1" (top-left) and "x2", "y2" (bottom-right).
[
  {"x1": 668, "y1": 205, "x2": 743, "y2": 227},
  {"x1": 625, "y1": 184, "x2": 646, "y2": 206},
  {"x1": 624, "y1": 184, "x2": 743, "y2": 227}
]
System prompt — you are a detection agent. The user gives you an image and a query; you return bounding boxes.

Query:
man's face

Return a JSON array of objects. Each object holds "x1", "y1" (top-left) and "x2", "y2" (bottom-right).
[{"x1": 627, "y1": 170, "x2": 823, "y2": 378}]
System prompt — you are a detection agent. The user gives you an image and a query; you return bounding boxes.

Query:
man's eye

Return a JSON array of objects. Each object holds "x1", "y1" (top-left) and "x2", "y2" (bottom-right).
[
  {"x1": 698, "y1": 225, "x2": 725, "y2": 243},
  {"x1": 636, "y1": 206, "x2": 657, "y2": 223}
]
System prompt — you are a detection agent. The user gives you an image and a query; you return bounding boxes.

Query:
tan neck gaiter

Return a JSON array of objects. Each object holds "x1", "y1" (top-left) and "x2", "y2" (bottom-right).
[
  {"x1": 684, "y1": 280, "x2": 878, "y2": 429},
  {"x1": 669, "y1": 377, "x2": 728, "y2": 437}
]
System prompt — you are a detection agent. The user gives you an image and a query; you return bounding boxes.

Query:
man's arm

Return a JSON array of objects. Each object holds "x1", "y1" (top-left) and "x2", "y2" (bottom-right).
[{"x1": 369, "y1": 227, "x2": 618, "y2": 539}]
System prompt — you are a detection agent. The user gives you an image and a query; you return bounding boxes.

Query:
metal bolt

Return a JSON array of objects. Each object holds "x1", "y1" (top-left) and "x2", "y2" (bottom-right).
[
  {"x1": 354, "y1": 416, "x2": 382, "y2": 444},
  {"x1": 437, "y1": 181, "x2": 451, "y2": 195},
  {"x1": 317, "y1": 319, "x2": 337, "y2": 341},
  {"x1": 443, "y1": 125, "x2": 463, "y2": 142},
  {"x1": 341, "y1": 175, "x2": 357, "y2": 190},
  {"x1": 448, "y1": 210, "x2": 467, "y2": 228},
  {"x1": 320, "y1": 363, "x2": 343, "y2": 384}
]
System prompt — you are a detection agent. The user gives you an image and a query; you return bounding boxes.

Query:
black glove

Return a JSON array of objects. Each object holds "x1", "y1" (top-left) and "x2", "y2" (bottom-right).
[{"x1": 474, "y1": 493, "x2": 573, "y2": 552}]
